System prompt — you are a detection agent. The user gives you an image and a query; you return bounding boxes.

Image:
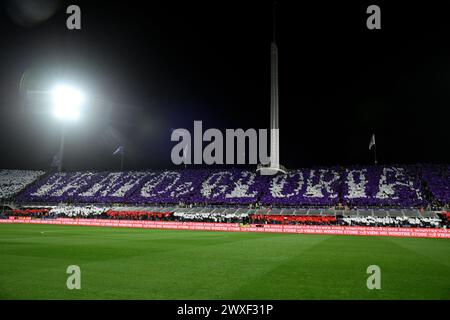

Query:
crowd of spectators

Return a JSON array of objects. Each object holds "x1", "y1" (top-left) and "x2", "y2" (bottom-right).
[
  {"x1": 12, "y1": 166, "x2": 449, "y2": 208},
  {"x1": 2, "y1": 205, "x2": 447, "y2": 228},
  {"x1": 173, "y1": 211, "x2": 249, "y2": 223},
  {"x1": 337, "y1": 216, "x2": 442, "y2": 228},
  {"x1": 0, "y1": 170, "x2": 45, "y2": 200}
]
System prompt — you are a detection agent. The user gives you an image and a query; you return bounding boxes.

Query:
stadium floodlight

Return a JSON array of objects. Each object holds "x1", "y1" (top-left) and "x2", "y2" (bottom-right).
[
  {"x1": 51, "y1": 85, "x2": 84, "y2": 120},
  {"x1": 50, "y1": 84, "x2": 85, "y2": 172}
]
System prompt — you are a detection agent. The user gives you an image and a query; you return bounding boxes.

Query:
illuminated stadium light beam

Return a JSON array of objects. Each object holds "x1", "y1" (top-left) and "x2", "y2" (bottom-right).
[{"x1": 51, "y1": 85, "x2": 84, "y2": 120}]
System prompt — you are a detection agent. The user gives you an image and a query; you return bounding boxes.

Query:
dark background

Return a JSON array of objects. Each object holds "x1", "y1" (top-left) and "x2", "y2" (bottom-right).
[{"x1": 0, "y1": 0, "x2": 449, "y2": 171}]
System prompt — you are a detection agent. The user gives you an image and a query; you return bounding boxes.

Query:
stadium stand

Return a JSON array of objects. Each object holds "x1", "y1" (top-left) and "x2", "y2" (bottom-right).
[
  {"x1": 0, "y1": 170, "x2": 45, "y2": 200},
  {"x1": 422, "y1": 164, "x2": 450, "y2": 206},
  {"x1": 1, "y1": 165, "x2": 448, "y2": 229},
  {"x1": 14, "y1": 165, "x2": 444, "y2": 207}
]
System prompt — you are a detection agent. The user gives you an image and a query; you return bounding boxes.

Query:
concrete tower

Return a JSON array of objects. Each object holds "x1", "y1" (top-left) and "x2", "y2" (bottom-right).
[{"x1": 257, "y1": 2, "x2": 287, "y2": 175}]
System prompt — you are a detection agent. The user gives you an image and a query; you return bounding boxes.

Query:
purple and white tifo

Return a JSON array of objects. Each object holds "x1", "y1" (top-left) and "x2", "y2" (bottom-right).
[{"x1": 2, "y1": 164, "x2": 448, "y2": 208}]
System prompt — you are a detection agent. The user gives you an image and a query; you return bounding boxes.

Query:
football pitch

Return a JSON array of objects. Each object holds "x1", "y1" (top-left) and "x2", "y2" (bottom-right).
[{"x1": 0, "y1": 224, "x2": 449, "y2": 300}]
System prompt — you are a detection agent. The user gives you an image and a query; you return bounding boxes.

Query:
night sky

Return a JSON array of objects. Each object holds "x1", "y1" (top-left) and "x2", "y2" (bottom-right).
[{"x1": 0, "y1": 0, "x2": 449, "y2": 171}]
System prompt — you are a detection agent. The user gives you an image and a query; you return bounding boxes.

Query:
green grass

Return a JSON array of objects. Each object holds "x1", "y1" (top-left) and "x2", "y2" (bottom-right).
[{"x1": 0, "y1": 224, "x2": 449, "y2": 299}]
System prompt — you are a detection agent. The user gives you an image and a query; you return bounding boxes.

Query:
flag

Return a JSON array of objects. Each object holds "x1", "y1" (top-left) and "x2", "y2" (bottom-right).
[
  {"x1": 50, "y1": 154, "x2": 60, "y2": 167},
  {"x1": 50, "y1": 151, "x2": 61, "y2": 168},
  {"x1": 369, "y1": 134, "x2": 376, "y2": 150},
  {"x1": 112, "y1": 146, "x2": 124, "y2": 156}
]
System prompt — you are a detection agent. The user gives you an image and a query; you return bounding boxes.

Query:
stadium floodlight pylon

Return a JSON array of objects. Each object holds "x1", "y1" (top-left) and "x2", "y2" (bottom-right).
[{"x1": 257, "y1": 2, "x2": 287, "y2": 175}]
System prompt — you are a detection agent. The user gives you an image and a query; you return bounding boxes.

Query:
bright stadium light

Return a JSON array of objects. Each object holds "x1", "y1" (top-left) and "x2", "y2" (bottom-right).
[
  {"x1": 51, "y1": 85, "x2": 84, "y2": 120},
  {"x1": 50, "y1": 84, "x2": 85, "y2": 172}
]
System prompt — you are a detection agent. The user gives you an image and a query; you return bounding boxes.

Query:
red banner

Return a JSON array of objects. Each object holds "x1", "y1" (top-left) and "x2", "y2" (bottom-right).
[{"x1": 0, "y1": 218, "x2": 449, "y2": 239}]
